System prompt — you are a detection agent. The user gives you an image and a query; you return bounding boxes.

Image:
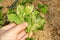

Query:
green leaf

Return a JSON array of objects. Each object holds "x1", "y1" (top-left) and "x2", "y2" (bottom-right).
[
  {"x1": 26, "y1": 0, "x2": 34, "y2": 4},
  {"x1": 17, "y1": 5, "x2": 24, "y2": 15},
  {"x1": 7, "y1": 10, "x2": 22, "y2": 24},
  {"x1": 7, "y1": 9, "x2": 15, "y2": 14},
  {"x1": 41, "y1": 6, "x2": 47, "y2": 14},
  {"x1": 0, "y1": 0, "x2": 2, "y2": 2},
  {"x1": 8, "y1": 13, "x2": 22, "y2": 24},
  {"x1": 24, "y1": 15, "x2": 32, "y2": 33},
  {"x1": 37, "y1": 24, "x2": 44, "y2": 30},
  {"x1": 0, "y1": 19, "x2": 4, "y2": 25},
  {"x1": 37, "y1": 19, "x2": 46, "y2": 30},
  {"x1": 37, "y1": 3, "x2": 48, "y2": 14},
  {"x1": 24, "y1": 15, "x2": 32, "y2": 24},
  {"x1": 21, "y1": 2, "x2": 26, "y2": 5},
  {"x1": 0, "y1": 9, "x2": 4, "y2": 25},
  {"x1": 44, "y1": 4, "x2": 48, "y2": 7},
  {"x1": 37, "y1": 3, "x2": 43, "y2": 8},
  {"x1": 0, "y1": 6, "x2": 3, "y2": 10},
  {"x1": 26, "y1": 37, "x2": 33, "y2": 40},
  {"x1": 0, "y1": 11, "x2": 3, "y2": 19},
  {"x1": 34, "y1": 10, "x2": 39, "y2": 15},
  {"x1": 24, "y1": 6, "x2": 33, "y2": 15}
]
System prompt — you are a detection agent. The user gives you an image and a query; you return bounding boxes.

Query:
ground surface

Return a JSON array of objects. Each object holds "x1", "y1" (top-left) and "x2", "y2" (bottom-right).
[
  {"x1": 32, "y1": 0, "x2": 60, "y2": 40},
  {"x1": 0, "y1": 0, "x2": 60, "y2": 40}
]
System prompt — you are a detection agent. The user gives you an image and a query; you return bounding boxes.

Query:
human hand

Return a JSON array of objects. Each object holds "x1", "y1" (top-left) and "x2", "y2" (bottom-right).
[{"x1": 0, "y1": 22, "x2": 28, "y2": 40}]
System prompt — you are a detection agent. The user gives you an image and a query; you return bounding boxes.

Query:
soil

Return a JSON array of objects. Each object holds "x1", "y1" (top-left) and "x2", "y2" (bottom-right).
[
  {"x1": 32, "y1": 0, "x2": 60, "y2": 40},
  {"x1": 0, "y1": 0, "x2": 60, "y2": 40}
]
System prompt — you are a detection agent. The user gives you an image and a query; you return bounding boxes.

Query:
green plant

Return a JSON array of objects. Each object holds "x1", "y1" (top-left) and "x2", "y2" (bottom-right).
[
  {"x1": 18, "y1": 0, "x2": 34, "y2": 5},
  {"x1": 26, "y1": 37, "x2": 33, "y2": 40},
  {"x1": 0, "y1": 0, "x2": 2, "y2": 2},
  {"x1": 0, "y1": 0, "x2": 48, "y2": 40},
  {"x1": 7, "y1": 5, "x2": 46, "y2": 40},
  {"x1": 0, "y1": 6, "x2": 4, "y2": 28},
  {"x1": 38, "y1": 3, "x2": 48, "y2": 14}
]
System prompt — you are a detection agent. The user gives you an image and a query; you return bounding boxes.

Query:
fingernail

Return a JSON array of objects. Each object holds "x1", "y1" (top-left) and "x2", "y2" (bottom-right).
[
  {"x1": 23, "y1": 22, "x2": 28, "y2": 27},
  {"x1": 24, "y1": 22, "x2": 28, "y2": 25}
]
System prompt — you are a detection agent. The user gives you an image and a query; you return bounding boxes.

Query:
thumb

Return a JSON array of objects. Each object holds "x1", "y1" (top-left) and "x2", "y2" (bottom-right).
[{"x1": 10, "y1": 22, "x2": 28, "y2": 34}]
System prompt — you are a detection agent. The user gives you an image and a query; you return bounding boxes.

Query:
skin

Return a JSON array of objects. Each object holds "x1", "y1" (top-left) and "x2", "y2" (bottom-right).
[{"x1": 0, "y1": 22, "x2": 28, "y2": 40}]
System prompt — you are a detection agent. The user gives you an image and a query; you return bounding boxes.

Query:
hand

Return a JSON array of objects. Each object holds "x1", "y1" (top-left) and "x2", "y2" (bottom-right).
[{"x1": 0, "y1": 22, "x2": 28, "y2": 40}]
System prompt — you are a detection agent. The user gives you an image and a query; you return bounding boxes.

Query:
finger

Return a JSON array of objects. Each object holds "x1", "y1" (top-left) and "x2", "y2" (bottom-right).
[
  {"x1": 10, "y1": 22, "x2": 28, "y2": 34},
  {"x1": 1, "y1": 23, "x2": 16, "y2": 31},
  {"x1": 20, "y1": 34, "x2": 28, "y2": 40},
  {"x1": 17, "y1": 31, "x2": 26, "y2": 40}
]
